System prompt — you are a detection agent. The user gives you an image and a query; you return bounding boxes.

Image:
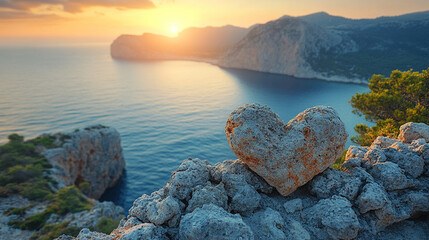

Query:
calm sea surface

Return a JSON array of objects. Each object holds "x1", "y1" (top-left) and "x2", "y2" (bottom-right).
[{"x1": 0, "y1": 44, "x2": 369, "y2": 210}]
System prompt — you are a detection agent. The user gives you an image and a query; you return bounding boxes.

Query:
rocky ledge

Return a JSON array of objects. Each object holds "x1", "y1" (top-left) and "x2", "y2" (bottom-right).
[{"x1": 60, "y1": 105, "x2": 428, "y2": 240}]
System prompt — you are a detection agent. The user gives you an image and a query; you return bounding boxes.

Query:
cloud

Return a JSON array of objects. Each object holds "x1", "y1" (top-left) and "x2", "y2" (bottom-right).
[
  {"x1": 0, "y1": 0, "x2": 156, "y2": 13},
  {"x1": 0, "y1": 9, "x2": 60, "y2": 19}
]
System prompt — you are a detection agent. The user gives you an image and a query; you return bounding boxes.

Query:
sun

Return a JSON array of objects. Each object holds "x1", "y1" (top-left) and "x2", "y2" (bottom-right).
[{"x1": 169, "y1": 24, "x2": 179, "y2": 36}]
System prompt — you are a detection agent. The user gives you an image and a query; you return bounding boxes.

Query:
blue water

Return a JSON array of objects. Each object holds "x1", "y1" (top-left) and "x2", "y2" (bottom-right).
[{"x1": 0, "y1": 44, "x2": 369, "y2": 210}]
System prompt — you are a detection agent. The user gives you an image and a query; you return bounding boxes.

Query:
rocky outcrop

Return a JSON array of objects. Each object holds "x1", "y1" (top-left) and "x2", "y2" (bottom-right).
[
  {"x1": 225, "y1": 104, "x2": 348, "y2": 196},
  {"x1": 61, "y1": 115, "x2": 429, "y2": 239},
  {"x1": 219, "y1": 11, "x2": 429, "y2": 82},
  {"x1": 1, "y1": 125, "x2": 125, "y2": 240},
  {"x1": 43, "y1": 125, "x2": 125, "y2": 199},
  {"x1": 398, "y1": 122, "x2": 429, "y2": 143},
  {"x1": 218, "y1": 18, "x2": 344, "y2": 80}
]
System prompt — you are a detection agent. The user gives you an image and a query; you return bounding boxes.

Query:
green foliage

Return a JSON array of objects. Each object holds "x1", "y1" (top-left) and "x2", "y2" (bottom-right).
[
  {"x1": 0, "y1": 134, "x2": 57, "y2": 200},
  {"x1": 9, "y1": 186, "x2": 93, "y2": 232},
  {"x1": 1, "y1": 134, "x2": 94, "y2": 238},
  {"x1": 5, "y1": 204, "x2": 34, "y2": 216},
  {"x1": 95, "y1": 217, "x2": 121, "y2": 234},
  {"x1": 8, "y1": 134, "x2": 24, "y2": 143},
  {"x1": 27, "y1": 136, "x2": 56, "y2": 149},
  {"x1": 332, "y1": 150, "x2": 348, "y2": 170},
  {"x1": 51, "y1": 186, "x2": 92, "y2": 215},
  {"x1": 350, "y1": 68, "x2": 429, "y2": 145},
  {"x1": 78, "y1": 182, "x2": 92, "y2": 196},
  {"x1": 30, "y1": 222, "x2": 81, "y2": 240},
  {"x1": 8, "y1": 210, "x2": 52, "y2": 230}
]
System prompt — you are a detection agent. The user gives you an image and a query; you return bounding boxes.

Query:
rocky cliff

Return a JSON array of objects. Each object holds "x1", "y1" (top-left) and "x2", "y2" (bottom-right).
[
  {"x1": 219, "y1": 11, "x2": 429, "y2": 82},
  {"x1": 43, "y1": 125, "x2": 125, "y2": 199},
  {"x1": 0, "y1": 126, "x2": 125, "y2": 240},
  {"x1": 217, "y1": 18, "x2": 351, "y2": 81},
  {"x1": 58, "y1": 105, "x2": 429, "y2": 240}
]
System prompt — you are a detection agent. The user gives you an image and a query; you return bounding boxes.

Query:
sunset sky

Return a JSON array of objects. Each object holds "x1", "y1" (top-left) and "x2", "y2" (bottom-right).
[{"x1": 1, "y1": 0, "x2": 429, "y2": 44}]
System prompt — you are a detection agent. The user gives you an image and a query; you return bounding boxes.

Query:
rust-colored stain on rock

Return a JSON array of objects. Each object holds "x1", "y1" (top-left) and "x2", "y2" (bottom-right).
[{"x1": 225, "y1": 104, "x2": 348, "y2": 197}]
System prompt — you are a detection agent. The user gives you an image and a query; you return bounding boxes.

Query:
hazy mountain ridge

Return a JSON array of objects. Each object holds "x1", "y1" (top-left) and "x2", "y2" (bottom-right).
[
  {"x1": 111, "y1": 25, "x2": 249, "y2": 60},
  {"x1": 220, "y1": 10, "x2": 429, "y2": 82},
  {"x1": 111, "y1": 11, "x2": 429, "y2": 83}
]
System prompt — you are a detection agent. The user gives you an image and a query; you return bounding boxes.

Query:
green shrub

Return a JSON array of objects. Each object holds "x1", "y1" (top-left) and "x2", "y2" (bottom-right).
[
  {"x1": 78, "y1": 182, "x2": 92, "y2": 196},
  {"x1": 350, "y1": 68, "x2": 429, "y2": 145},
  {"x1": 5, "y1": 206, "x2": 29, "y2": 216},
  {"x1": 30, "y1": 222, "x2": 81, "y2": 240},
  {"x1": 27, "y1": 136, "x2": 56, "y2": 149},
  {"x1": 95, "y1": 217, "x2": 120, "y2": 234},
  {"x1": 0, "y1": 134, "x2": 54, "y2": 199},
  {"x1": 8, "y1": 134, "x2": 24, "y2": 143},
  {"x1": 8, "y1": 210, "x2": 52, "y2": 230},
  {"x1": 332, "y1": 150, "x2": 348, "y2": 170},
  {"x1": 20, "y1": 182, "x2": 54, "y2": 201},
  {"x1": 52, "y1": 186, "x2": 92, "y2": 215},
  {"x1": 7, "y1": 164, "x2": 43, "y2": 183}
]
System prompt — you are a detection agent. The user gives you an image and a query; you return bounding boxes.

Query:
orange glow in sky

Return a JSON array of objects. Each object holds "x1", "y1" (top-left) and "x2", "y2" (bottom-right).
[{"x1": 0, "y1": 0, "x2": 429, "y2": 44}]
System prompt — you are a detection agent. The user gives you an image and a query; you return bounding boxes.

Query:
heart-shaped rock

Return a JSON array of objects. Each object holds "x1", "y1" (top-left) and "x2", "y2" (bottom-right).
[{"x1": 225, "y1": 103, "x2": 348, "y2": 196}]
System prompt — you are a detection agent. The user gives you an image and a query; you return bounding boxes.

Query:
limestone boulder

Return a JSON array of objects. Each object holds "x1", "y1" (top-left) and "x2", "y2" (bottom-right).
[
  {"x1": 225, "y1": 104, "x2": 348, "y2": 196},
  {"x1": 398, "y1": 122, "x2": 429, "y2": 143}
]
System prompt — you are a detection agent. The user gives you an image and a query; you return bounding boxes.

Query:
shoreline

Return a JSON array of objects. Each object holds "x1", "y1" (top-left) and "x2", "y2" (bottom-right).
[{"x1": 111, "y1": 56, "x2": 369, "y2": 86}]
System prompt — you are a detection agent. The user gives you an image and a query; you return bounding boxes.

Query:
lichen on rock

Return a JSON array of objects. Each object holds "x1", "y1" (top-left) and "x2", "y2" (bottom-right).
[{"x1": 225, "y1": 103, "x2": 348, "y2": 196}]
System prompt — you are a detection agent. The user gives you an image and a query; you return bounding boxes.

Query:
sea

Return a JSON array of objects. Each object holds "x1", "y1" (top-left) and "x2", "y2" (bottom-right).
[{"x1": 0, "y1": 43, "x2": 369, "y2": 211}]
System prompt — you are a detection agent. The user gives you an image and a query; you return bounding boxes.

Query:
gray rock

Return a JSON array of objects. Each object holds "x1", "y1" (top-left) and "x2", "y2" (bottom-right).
[
  {"x1": 168, "y1": 158, "x2": 211, "y2": 200},
  {"x1": 362, "y1": 148, "x2": 386, "y2": 168},
  {"x1": 414, "y1": 143, "x2": 429, "y2": 164},
  {"x1": 283, "y1": 198, "x2": 303, "y2": 213},
  {"x1": 57, "y1": 201, "x2": 123, "y2": 229},
  {"x1": 374, "y1": 191, "x2": 429, "y2": 228},
  {"x1": 129, "y1": 188, "x2": 165, "y2": 223},
  {"x1": 225, "y1": 104, "x2": 348, "y2": 196},
  {"x1": 370, "y1": 162, "x2": 410, "y2": 191},
  {"x1": 370, "y1": 136, "x2": 399, "y2": 149},
  {"x1": 179, "y1": 204, "x2": 254, "y2": 240},
  {"x1": 186, "y1": 183, "x2": 228, "y2": 213},
  {"x1": 210, "y1": 159, "x2": 273, "y2": 194},
  {"x1": 116, "y1": 223, "x2": 168, "y2": 240},
  {"x1": 75, "y1": 228, "x2": 112, "y2": 240},
  {"x1": 286, "y1": 219, "x2": 311, "y2": 240},
  {"x1": 146, "y1": 196, "x2": 182, "y2": 226},
  {"x1": 246, "y1": 208, "x2": 286, "y2": 240},
  {"x1": 303, "y1": 195, "x2": 360, "y2": 240},
  {"x1": 222, "y1": 174, "x2": 261, "y2": 214},
  {"x1": 374, "y1": 220, "x2": 429, "y2": 240},
  {"x1": 384, "y1": 147, "x2": 425, "y2": 178},
  {"x1": 309, "y1": 168, "x2": 363, "y2": 201},
  {"x1": 357, "y1": 182, "x2": 389, "y2": 214},
  {"x1": 398, "y1": 122, "x2": 429, "y2": 143},
  {"x1": 43, "y1": 126, "x2": 125, "y2": 199},
  {"x1": 342, "y1": 157, "x2": 362, "y2": 168},
  {"x1": 346, "y1": 145, "x2": 368, "y2": 160}
]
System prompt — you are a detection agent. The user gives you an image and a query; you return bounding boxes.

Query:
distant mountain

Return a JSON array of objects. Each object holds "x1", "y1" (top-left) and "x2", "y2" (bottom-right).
[
  {"x1": 219, "y1": 11, "x2": 429, "y2": 82},
  {"x1": 111, "y1": 25, "x2": 249, "y2": 60},
  {"x1": 297, "y1": 12, "x2": 356, "y2": 28},
  {"x1": 111, "y1": 11, "x2": 429, "y2": 82}
]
